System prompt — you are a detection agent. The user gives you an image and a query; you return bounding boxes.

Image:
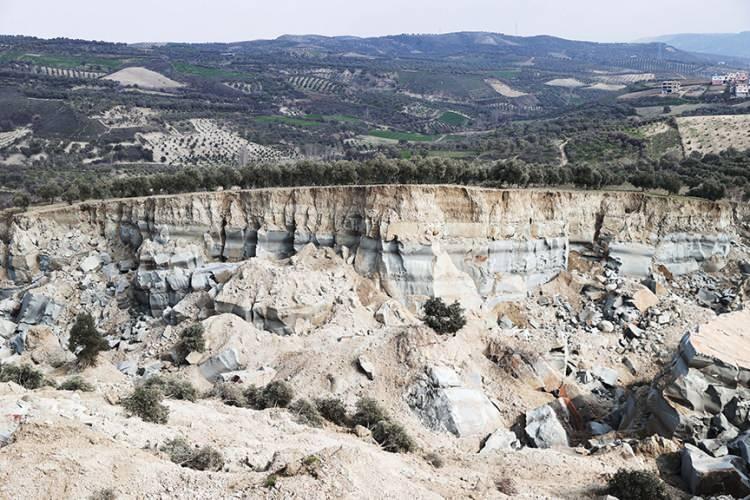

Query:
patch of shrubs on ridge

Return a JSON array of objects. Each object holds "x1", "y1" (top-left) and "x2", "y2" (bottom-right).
[
  {"x1": 160, "y1": 435, "x2": 224, "y2": 471},
  {"x1": 0, "y1": 363, "x2": 45, "y2": 389},
  {"x1": 120, "y1": 376, "x2": 199, "y2": 424},
  {"x1": 211, "y1": 380, "x2": 414, "y2": 453}
]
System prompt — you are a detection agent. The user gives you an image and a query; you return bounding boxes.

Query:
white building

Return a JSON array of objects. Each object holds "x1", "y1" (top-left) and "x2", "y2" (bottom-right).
[{"x1": 712, "y1": 74, "x2": 727, "y2": 86}]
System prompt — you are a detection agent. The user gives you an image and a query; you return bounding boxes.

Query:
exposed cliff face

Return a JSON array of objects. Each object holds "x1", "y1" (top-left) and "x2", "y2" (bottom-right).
[{"x1": 3, "y1": 186, "x2": 744, "y2": 311}]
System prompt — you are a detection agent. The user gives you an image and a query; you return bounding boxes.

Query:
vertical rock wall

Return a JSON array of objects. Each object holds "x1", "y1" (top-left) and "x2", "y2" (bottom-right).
[{"x1": 3, "y1": 186, "x2": 743, "y2": 310}]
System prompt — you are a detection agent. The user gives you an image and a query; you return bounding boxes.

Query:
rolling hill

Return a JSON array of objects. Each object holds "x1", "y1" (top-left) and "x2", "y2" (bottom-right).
[{"x1": 640, "y1": 32, "x2": 750, "y2": 60}]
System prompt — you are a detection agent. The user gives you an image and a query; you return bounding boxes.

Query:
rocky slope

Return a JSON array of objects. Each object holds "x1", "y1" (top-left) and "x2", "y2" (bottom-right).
[{"x1": 1, "y1": 185, "x2": 750, "y2": 499}]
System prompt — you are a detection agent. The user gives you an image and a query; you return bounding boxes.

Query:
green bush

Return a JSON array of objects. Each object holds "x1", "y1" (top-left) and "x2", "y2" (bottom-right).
[
  {"x1": 495, "y1": 477, "x2": 518, "y2": 495},
  {"x1": 68, "y1": 312, "x2": 109, "y2": 367},
  {"x1": 247, "y1": 381, "x2": 294, "y2": 410},
  {"x1": 372, "y1": 420, "x2": 415, "y2": 453},
  {"x1": 144, "y1": 376, "x2": 197, "y2": 402},
  {"x1": 89, "y1": 488, "x2": 116, "y2": 500},
  {"x1": 59, "y1": 376, "x2": 94, "y2": 392},
  {"x1": 0, "y1": 364, "x2": 45, "y2": 389},
  {"x1": 264, "y1": 474, "x2": 278, "y2": 488},
  {"x1": 160, "y1": 436, "x2": 224, "y2": 471},
  {"x1": 351, "y1": 397, "x2": 388, "y2": 428},
  {"x1": 12, "y1": 192, "x2": 30, "y2": 210},
  {"x1": 606, "y1": 469, "x2": 670, "y2": 500},
  {"x1": 423, "y1": 298, "x2": 466, "y2": 334},
  {"x1": 289, "y1": 399, "x2": 323, "y2": 427},
  {"x1": 213, "y1": 382, "x2": 246, "y2": 407},
  {"x1": 424, "y1": 451, "x2": 444, "y2": 468},
  {"x1": 184, "y1": 446, "x2": 225, "y2": 471},
  {"x1": 687, "y1": 180, "x2": 725, "y2": 201},
  {"x1": 175, "y1": 324, "x2": 205, "y2": 364},
  {"x1": 160, "y1": 436, "x2": 193, "y2": 465},
  {"x1": 351, "y1": 397, "x2": 414, "y2": 453},
  {"x1": 122, "y1": 386, "x2": 169, "y2": 424},
  {"x1": 316, "y1": 397, "x2": 350, "y2": 426}
]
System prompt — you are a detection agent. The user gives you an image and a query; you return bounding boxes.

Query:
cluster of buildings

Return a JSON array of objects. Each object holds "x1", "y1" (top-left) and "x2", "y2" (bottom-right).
[{"x1": 711, "y1": 71, "x2": 749, "y2": 98}]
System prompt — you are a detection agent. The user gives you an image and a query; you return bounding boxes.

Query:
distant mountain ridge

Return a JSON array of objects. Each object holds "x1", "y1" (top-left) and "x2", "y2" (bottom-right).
[
  {"x1": 640, "y1": 32, "x2": 750, "y2": 60},
  {"x1": 258, "y1": 31, "x2": 696, "y2": 61},
  {"x1": 203, "y1": 31, "x2": 731, "y2": 72}
]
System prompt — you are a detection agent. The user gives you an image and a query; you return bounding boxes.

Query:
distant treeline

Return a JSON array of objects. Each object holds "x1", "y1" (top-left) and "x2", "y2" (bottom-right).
[{"x1": 18, "y1": 148, "x2": 750, "y2": 210}]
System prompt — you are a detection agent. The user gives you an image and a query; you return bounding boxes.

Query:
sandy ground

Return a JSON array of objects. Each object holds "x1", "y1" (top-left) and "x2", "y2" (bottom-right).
[
  {"x1": 586, "y1": 83, "x2": 626, "y2": 92},
  {"x1": 484, "y1": 78, "x2": 528, "y2": 97},
  {"x1": 103, "y1": 67, "x2": 185, "y2": 90},
  {"x1": 0, "y1": 128, "x2": 31, "y2": 150}
]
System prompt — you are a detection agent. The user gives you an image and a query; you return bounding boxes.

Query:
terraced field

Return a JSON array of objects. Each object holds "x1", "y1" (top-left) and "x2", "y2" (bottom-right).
[
  {"x1": 676, "y1": 115, "x2": 750, "y2": 155},
  {"x1": 138, "y1": 119, "x2": 287, "y2": 165},
  {"x1": 484, "y1": 78, "x2": 527, "y2": 97},
  {"x1": 0, "y1": 127, "x2": 31, "y2": 150},
  {"x1": 288, "y1": 75, "x2": 343, "y2": 93},
  {"x1": 29, "y1": 65, "x2": 105, "y2": 79},
  {"x1": 255, "y1": 116, "x2": 324, "y2": 127},
  {"x1": 224, "y1": 81, "x2": 262, "y2": 94},
  {"x1": 96, "y1": 106, "x2": 158, "y2": 129}
]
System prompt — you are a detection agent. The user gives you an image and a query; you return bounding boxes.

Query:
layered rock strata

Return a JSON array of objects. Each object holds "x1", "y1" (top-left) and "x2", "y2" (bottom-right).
[{"x1": 2, "y1": 186, "x2": 741, "y2": 312}]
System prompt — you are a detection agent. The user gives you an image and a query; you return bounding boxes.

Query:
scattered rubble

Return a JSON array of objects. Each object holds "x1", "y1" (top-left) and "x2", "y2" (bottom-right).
[{"x1": 0, "y1": 186, "x2": 749, "y2": 497}]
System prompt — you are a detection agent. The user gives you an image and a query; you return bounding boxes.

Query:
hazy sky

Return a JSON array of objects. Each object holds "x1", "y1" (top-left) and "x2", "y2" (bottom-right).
[{"x1": 1, "y1": 0, "x2": 748, "y2": 43}]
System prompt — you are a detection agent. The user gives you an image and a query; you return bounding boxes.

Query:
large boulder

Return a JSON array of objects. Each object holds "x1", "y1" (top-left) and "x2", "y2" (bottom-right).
[
  {"x1": 681, "y1": 443, "x2": 750, "y2": 497},
  {"x1": 409, "y1": 367, "x2": 502, "y2": 437},
  {"x1": 479, "y1": 429, "x2": 521, "y2": 454},
  {"x1": 190, "y1": 314, "x2": 274, "y2": 382},
  {"x1": 17, "y1": 293, "x2": 62, "y2": 326},
  {"x1": 0, "y1": 319, "x2": 17, "y2": 339},
  {"x1": 647, "y1": 310, "x2": 750, "y2": 442},
  {"x1": 24, "y1": 326, "x2": 71, "y2": 366},
  {"x1": 524, "y1": 400, "x2": 569, "y2": 449},
  {"x1": 199, "y1": 348, "x2": 241, "y2": 381}
]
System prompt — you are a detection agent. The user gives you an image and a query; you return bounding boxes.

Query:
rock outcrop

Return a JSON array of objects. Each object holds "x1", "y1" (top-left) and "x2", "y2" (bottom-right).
[
  {"x1": 647, "y1": 310, "x2": 750, "y2": 441},
  {"x1": 638, "y1": 310, "x2": 750, "y2": 495},
  {"x1": 3, "y1": 186, "x2": 741, "y2": 313},
  {"x1": 408, "y1": 366, "x2": 503, "y2": 437}
]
